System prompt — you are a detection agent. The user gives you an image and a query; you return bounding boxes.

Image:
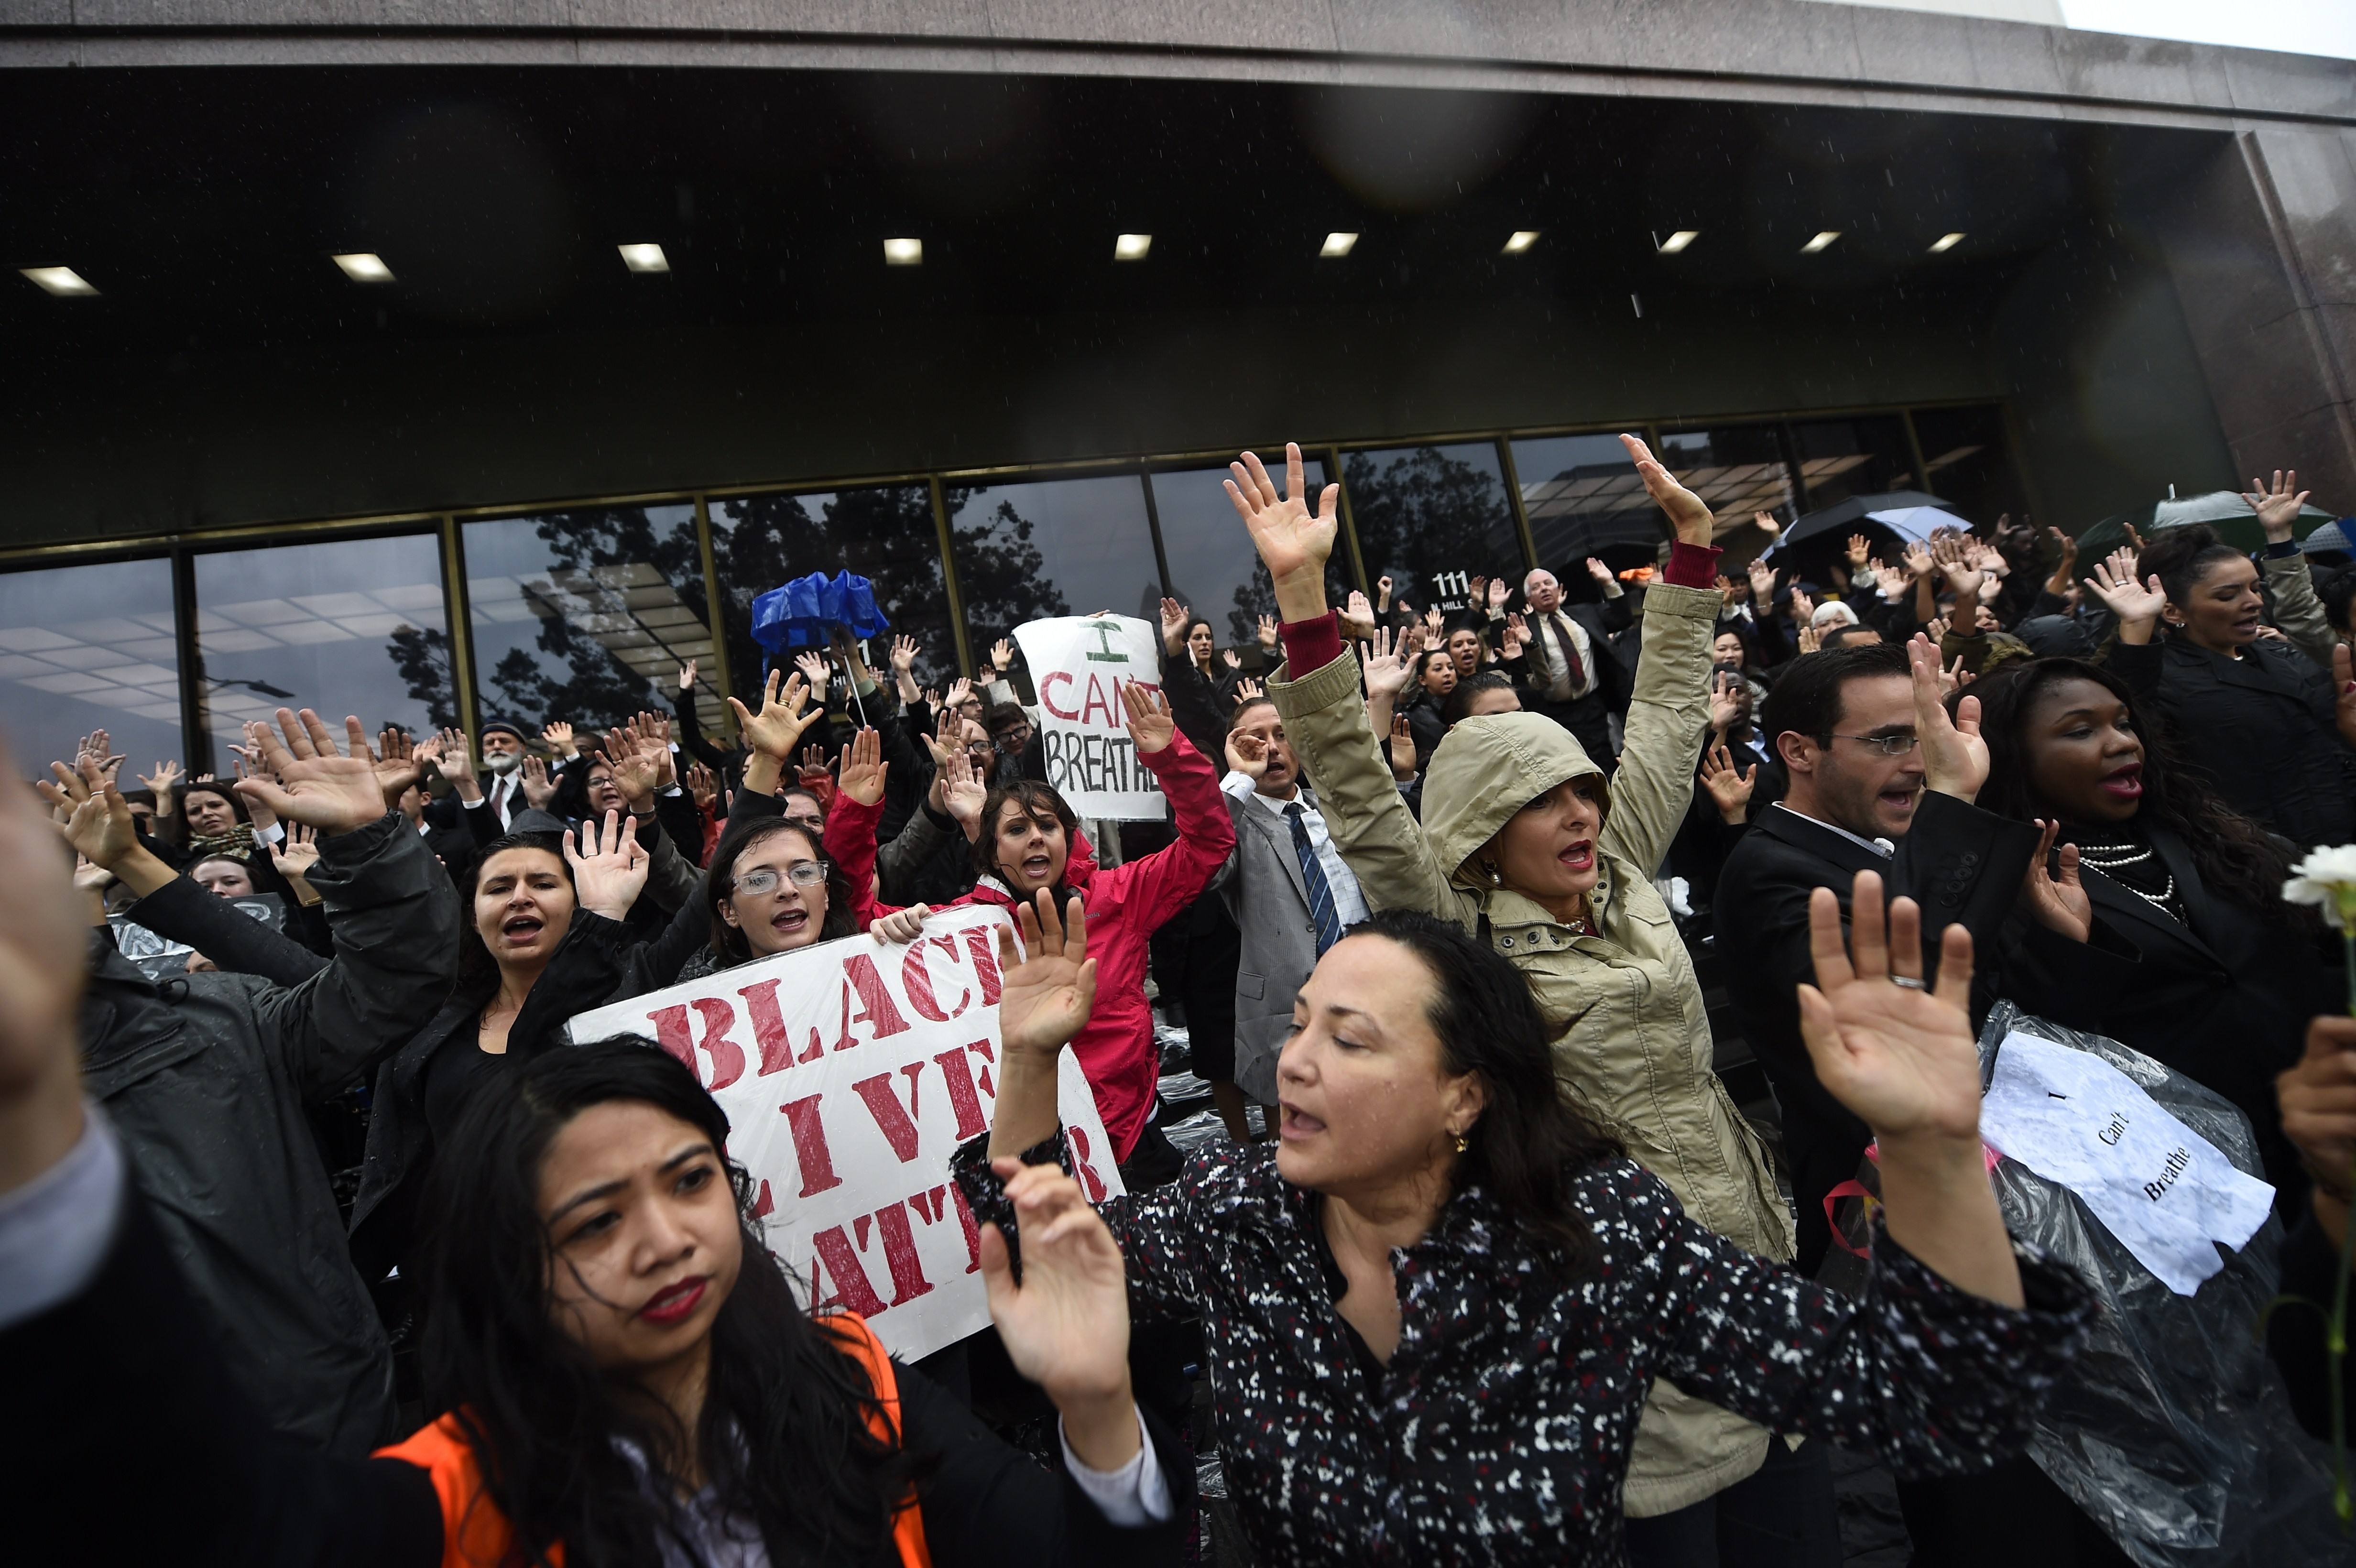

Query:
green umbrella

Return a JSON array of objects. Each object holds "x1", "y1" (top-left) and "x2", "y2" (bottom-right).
[{"x1": 2075, "y1": 489, "x2": 2333, "y2": 561}]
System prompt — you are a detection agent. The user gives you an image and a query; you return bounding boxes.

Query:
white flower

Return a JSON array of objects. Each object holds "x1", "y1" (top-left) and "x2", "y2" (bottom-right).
[{"x1": 2284, "y1": 845, "x2": 2356, "y2": 929}]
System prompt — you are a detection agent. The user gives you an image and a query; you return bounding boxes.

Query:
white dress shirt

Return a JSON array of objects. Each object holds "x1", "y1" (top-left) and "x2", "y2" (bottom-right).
[
  {"x1": 1221, "y1": 773, "x2": 1371, "y2": 925},
  {"x1": 1770, "y1": 802, "x2": 1895, "y2": 858}
]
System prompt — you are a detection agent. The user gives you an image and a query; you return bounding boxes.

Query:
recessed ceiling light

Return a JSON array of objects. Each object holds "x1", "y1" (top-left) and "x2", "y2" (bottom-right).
[
  {"x1": 1320, "y1": 231, "x2": 1359, "y2": 258},
  {"x1": 1929, "y1": 231, "x2": 1965, "y2": 253},
  {"x1": 1502, "y1": 230, "x2": 1540, "y2": 254},
  {"x1": 21, "y1": 266, "x2": 97, "y2": 296},
  {"x1": 1658, "y1": 230, "x2": 1701, "y2": 254},
  {"x1": 1800, "y1": 231, "x2": 1841, "y2": 254},
  {"x1": 331, "y1": 252, "x2": 394, "y2": 283},
  {"x1": 618, "y1": 243, "x2": 670, "y2": 273},
  {"x1": 1113, "y1": 233, "x2": 1152, "y2": 261},
  {"x1": 883, "y1": 237, "x2": 923, "y2": 267}
]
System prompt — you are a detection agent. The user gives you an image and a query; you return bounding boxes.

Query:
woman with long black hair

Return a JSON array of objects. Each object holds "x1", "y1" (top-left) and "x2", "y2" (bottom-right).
[
  {"x1": 958, "y1": 882, "x2": 2094, "y2": 1567},
  {"x1": 1961, "y1": 655, "x2": 2339, "y2": 1211},
  {"x1": 4, "y1": 1013, "x2": 1190, "y2": 1563}
]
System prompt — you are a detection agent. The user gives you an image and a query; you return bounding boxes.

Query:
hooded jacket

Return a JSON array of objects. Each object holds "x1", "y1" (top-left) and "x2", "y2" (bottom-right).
[{"x1": 1268, "y1": 578, "x2": 1797, "y2": 1517}]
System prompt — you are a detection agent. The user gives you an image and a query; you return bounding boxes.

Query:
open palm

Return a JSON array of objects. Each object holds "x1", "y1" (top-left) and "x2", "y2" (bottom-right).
[
  {"x1": 728, "y1": 671, "x2": 815, "y2": 761},
  {"x1": 1798, "y1": 872, "x2": 1983, "y2": 1143},
  {"x1": 237, "y1": 710, "x2": 387, "y2": 834},
  {"x1": 1225, "y1": 443, "x2": 1338, "y2": 588},
  {"x1": 981, "y1": 1161, "x2": 1131, "y2": 1405},
  {"x1": 994, "y1": 892, "x2": 1097, "y2": 1062},
  {"x1": 2087, "y1": 548, "x2": 2163, "y2": 626},
  {"x1": 1120, "y1": 680, "x2": 1176, "y2": 753}
]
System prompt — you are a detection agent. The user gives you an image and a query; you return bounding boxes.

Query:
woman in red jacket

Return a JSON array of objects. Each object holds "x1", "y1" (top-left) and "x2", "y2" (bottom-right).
[{"x1": 823, "y1": 680, "x2": 1236, "y2": 1174}]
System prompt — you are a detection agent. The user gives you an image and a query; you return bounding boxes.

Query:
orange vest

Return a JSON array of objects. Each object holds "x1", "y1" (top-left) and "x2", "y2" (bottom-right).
[{"x1": 376, "y1": 1312, "x2": 932, "y2": 1568}]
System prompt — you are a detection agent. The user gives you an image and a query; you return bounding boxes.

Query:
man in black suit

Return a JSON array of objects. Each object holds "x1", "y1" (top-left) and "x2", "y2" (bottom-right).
[
  {"x1": 1715, "y1": 638, "x2": 2095, "y2": 1274},
  {"x1": 421, "y1": 721, "x2": 531, "y2": 845},
  {"x1": 1496, "y1": 561, "x2": 1632, "y2": 773}
]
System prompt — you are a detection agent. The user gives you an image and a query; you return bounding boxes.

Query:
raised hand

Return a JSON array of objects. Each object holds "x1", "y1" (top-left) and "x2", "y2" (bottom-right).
[
  {"x1": 1480, "y1": 576, "x2": 1505, "y2": 612},
  {"x1": 992, "y1": 637, "x2": 1017, "y2": 674},
  {"x1": 794, "y1": 649, "x2": 833, "y2": 696},
  {"x1": 1232, "y1": 676, "x2": 1265, "y2": 704},
  {"x1": 996, "y1": 890, "x2": 1097, "y2": 1061},
  {"x1": 1796, "y1": 623, "x2": 1822, "y2": 656},
  {"x1": 2043, "y1": 526, "x2": 2079, "y2": 592},
  {"x1": 1342, "y1": 589, "x2": 1376, "y2": 640},
  {"x1": 2019, "y1": 818, "x2": 2090, "y2": 942},
  {"x1": 372, "y1": 726, "x2": 423, "y2": 810},
  {"x1": 836, "y1": 727, "x2": 889, "y2": 808},
  {"x1": 565, "y1": 809, "x2": 650, "y2": 920},
  {"x1": 1423, "y1": 605, "x2": 1445, "y2": 637},
  {"x1": 1224, "y1": 728, "x2": 1271, "y2": 781},
  {"x1": 1159, "y1": 597, "x2": 1191, "y2": 653},
  {"x1": 1747, "y1": 556, "x2": 1777, "y2": 602},
  {"x1": 1119, "y1": 680, "x2": 1176, "y2": 754},
  {"x1": 1222, "y1": 647, "x2": 1242, "y2": 671},
  {"x1": 519, "y1": 752, "x2": 557, "y2": 810},
  {"x1": 601, "y1": 730, "x2": 662, "y2": 810},
  {"x1": 1376, "y1": 574, "x2": 1394, "y2": 608},
  {"x1": 1902, "y1": 541, "x2": 1935, "y2": 579},
  {"x1": 1798, "y1": 872, "x2": 1982, "y2": 1144},
  {"x1": 270, "y1": 822, "x2": 323, "y2": 888},
  {"x1": 940, "y1": 749, "x2": 989, "y2": 836},
  {"x1": 685, "y1": 760, "x2": 720, "y2": 812},
  {"x1": 2086, "y1": 546, "x2": 2164, "y2": 643},
  {"x1": 676, "y1": 660, "x2": 697, "y2": 695},
  {"x1": 979, "y1": 1151, "x2": 1136, "y2": 1470},
  {"x1": 2243, "y1": 468, "x2": 2310, "y2": 542},
  {"x1": 727, "y1": 670, "x2": 818, "y2": 761},
  {"x1": 1256, "y1": 613, "x2": 1279, "y2": 651},
  {"x1": 1846, "y1": 534, "x2": 1872, "y2": 567},
  {"x1": 1586, "y1": 556, "x2": 1615, "y2": 585},
  {"x1": 1788, "y1": 585, "x2": 1815, "y2": 624},
  {"x1": 1908, "y1": 634, "x2": 1987, "y2": 801},
  {"x1": 543, "y1": 719, "x2": 577, "y2": 757},
  {"x1": 1699, "y1": 743, "x2": 1757, "y2": 822},
  {"x1": 430, "y1": 729, "x2": 474, "y2": 784},
  {"x1": 235, "y1": 709, "x2": 389, "y2": 834},
  {"x1": 946, "y1": 676, "x2": 974, "y2": 714},
  {"x1": 42, "y1": 755, "x2": 142, "y2": 872},
  {"x1": 1750, "y1": 510, "x2": 1782, "y2": 538},
  {"x1": 135, "y1": 758, "x2": 182, "y2": 799},
  {"x1": 1387, "y1": 714, "x2": 1418, "y2": 780},
  {"x1": 890, "y1": 635, "x2": 920, "y2": 675},
  {"x1": 1360, "y1": 625, "x2": 1415, "y2": 703},
  {"x1": 1708, "y1": 670, "x2": 1743, "y2": 733},
  {"x1": 1226, "y1": 443, "x2": 1340, "y2": 620},
  {"x1": 1502, "y1": 611, "x2": 1528, "y2": 660}
]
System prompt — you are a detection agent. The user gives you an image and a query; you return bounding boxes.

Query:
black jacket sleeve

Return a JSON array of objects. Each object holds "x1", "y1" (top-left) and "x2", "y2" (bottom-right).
[
  {"x1": 897, "y1": 1356, "x2": 1197, "y2": 1568},
  {"x1": 0, "y1": 1184, "x2": 442, "y2": 1568},
  {"x1": 673, "y1": 686, "x2": 736, "y2": 776},
  {"x1": 122, "y1": 875, "x2": 330, "y2": 987},
  {"x1": 243, "y1": 841, "x2": 334, "y2": 957}
]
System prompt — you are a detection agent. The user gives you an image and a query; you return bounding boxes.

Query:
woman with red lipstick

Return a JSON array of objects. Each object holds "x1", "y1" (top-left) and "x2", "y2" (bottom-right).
[
  {"x1": 1966, "y1": 656, "x2": 2337, "y2": 1213},
  {"x1": 952, "y1": 885, "x2": 2092, "y2": 1568},
  {"x1": 2088, "y1": 478, "x2": 2356, "y2": 850},
  {"x1": 1226, "y1": 441, "x2": 1808, "y2": 1540}
]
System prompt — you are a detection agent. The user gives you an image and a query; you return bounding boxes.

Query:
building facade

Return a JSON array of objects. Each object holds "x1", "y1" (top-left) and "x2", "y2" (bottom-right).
[{"x1": 2, "y1": 3, "x2": 2350, "y2": 770}]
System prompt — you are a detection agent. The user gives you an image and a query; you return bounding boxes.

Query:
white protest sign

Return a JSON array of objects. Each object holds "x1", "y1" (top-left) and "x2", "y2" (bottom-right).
[
  {"x1": 1979, "y1": 1031, "x2": 2274, "y2": 1295},
  {"x1": 565, "y1": 904, "x2": 1125, "y2": 1360},
  {"x1": 1011, "y1": 614, "x2": 1166, "y2": 820}
]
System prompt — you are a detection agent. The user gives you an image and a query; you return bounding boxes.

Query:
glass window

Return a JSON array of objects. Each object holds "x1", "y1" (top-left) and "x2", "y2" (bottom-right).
[
  {"x1": 464, "y1": 507, "x2": 716, "y2": 739},
  {"x1": 1511, "y1": 434, "x2": 1664, "y2": 579},
  {"x1": 708, "y1": 486, "x2": 951, "y2": 700},
  {"x1": 1657, "y1": 425, "x2": 1801, "y2": 539},
  {"x1": 1791, "y1": 415, "x2": 1918, "y2": 512},
  {"x1": 1910, "y1": 405, "x2": 2025, "y2": 531},
  {"x1": 1149, "y1": 457, "x2": 1344, "y2": 654},
  {"x1": 192, "y1": 534, "x2": 452, "y2": 767},
  {"x1": 948, "y1": 474, "x2": 1161, "y2": 657},
  {"x1": 1342, "y1": 442, "x2": 1522, "y2": 618},
  {"x1": 0, "y1": 557, "x2": 183, "y2": 775}
]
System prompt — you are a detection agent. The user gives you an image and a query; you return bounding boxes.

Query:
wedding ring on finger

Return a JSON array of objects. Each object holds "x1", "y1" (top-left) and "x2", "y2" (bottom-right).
[{"x1": 1887, "y1": 975, "x2": 1929, "y2": 991}]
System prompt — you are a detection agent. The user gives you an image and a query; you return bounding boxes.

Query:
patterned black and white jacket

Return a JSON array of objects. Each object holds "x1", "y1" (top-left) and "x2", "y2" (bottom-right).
[{"x1": 954, "y1": 1135, "x2": 2093, "y2": 1568}]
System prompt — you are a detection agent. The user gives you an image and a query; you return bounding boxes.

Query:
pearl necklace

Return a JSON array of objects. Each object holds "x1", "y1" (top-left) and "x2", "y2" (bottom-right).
[{"x1": 2072, "y1": 841, "x2": 2179, "y2": 914}]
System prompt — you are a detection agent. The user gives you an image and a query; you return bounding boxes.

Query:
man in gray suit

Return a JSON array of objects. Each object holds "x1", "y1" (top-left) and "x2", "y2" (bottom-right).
[{"x1": 1211, "y1": 697, "x2": 1372, "y2": 1118}]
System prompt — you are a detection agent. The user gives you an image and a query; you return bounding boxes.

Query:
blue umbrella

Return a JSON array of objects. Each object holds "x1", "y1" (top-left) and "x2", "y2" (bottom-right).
[{"x1": 750, "y1": 570, "x2": 891, "y2": 722}]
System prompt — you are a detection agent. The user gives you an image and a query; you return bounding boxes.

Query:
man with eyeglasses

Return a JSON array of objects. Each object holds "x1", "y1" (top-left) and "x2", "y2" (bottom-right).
[{"x1": 1714, "y1": 637, "x2": 2094, "y2": 1274}]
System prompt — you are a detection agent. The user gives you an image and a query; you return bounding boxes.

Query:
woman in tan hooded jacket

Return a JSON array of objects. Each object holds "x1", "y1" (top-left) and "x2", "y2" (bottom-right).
[{"x1": 1230, "y1": 438, "x2": 1811, "y2": 1538}]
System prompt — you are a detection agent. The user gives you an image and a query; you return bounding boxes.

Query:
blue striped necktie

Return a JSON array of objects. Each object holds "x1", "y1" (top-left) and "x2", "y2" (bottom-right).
[{"x1": 1285, "y1": 802, "x2": 1347, "y2": 955}]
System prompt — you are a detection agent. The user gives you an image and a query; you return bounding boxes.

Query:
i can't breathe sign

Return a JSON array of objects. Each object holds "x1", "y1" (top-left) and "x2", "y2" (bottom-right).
[
  {"x1": 566, "y1": 903, "x2": 1124, "y2": 1360},
  {"x1": 1013, "y1": 614, "x2": 1167, "y2": 820}
]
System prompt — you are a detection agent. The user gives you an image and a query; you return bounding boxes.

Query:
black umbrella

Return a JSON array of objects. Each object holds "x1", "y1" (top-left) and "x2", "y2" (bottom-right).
[
  {"x1": 2074, "y1": 490, "x2": 2334, "y2": 560},
  {"x1": 1773, "y1": 490, "x2": 1960, "y2": 552}
]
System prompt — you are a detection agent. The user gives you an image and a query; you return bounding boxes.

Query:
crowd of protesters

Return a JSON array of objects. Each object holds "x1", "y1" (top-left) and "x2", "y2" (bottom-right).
[{"x1": 4, "y1": 440, "x2": 2355, "y2": 1568}]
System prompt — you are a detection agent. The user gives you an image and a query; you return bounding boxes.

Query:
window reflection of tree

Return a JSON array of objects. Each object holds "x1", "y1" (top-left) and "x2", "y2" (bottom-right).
[
  {"x1": 712, "y1": 487, "x2": 955, "y2": 691},
  {"x1": 948, "y1": 490, "x2": 1071, "y2": 659},
  {"x1": 478, "y1": 508, "x2": 706, "y2": 733},
  {"x1": 387, "y1": 625, "x2": 459, "y2": 730},
  {"x1": 1344, "y1": 446, "x2": 1518, "y2": 615}
]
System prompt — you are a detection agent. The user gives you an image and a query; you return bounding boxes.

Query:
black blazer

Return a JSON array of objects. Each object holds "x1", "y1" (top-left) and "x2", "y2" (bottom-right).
[
  {"x1": 1714, "y1": 793, "x2": 2057, "y2": 1269},
  {"x1": 2003, "y1": 821, "x2": 2334, "y2": 1212},
  {"x1": 1492, "y1": 598, "x2": 1632, "y2": 710},
  {"x1": 2109, "y1": 634, "x2": 2356, "y2": 850}
]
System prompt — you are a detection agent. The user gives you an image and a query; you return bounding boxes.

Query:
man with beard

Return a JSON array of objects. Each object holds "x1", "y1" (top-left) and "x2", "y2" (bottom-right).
[{"x1": 421, "y1": 721, "x2": 530, "y2": 840}]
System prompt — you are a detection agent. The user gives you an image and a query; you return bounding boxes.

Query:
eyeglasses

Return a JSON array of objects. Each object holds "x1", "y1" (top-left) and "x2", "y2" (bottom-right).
[
  {"x1": 731, "y1": 863, "x2": 829, "y2": 896},
  {"x1": 1816, "y1": 732, "x2": 1920, "y2": 757}
]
